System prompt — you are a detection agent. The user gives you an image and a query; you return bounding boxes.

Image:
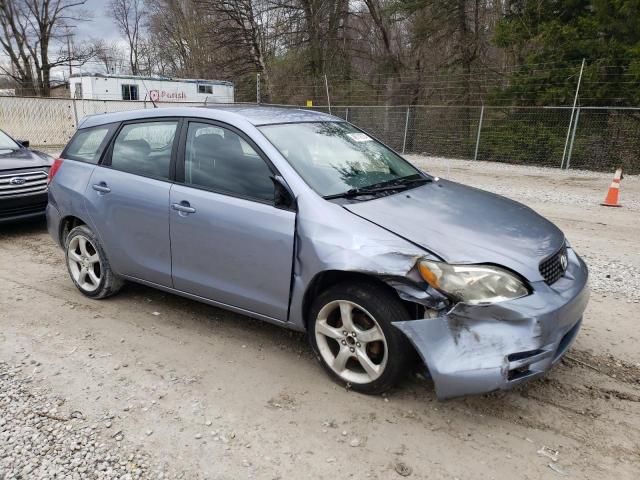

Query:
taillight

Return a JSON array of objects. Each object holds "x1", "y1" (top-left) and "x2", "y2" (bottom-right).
[{"x1": 48, "y1": 158, "x2": 64, "y2": 184}]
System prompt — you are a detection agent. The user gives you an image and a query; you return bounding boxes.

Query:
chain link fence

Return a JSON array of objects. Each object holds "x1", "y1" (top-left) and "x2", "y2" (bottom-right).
[
  {"x1": 310, "y1": 105, "x2": 640, "y2": 173},
  {"x1": 1, "y1": 96, "x2": 638, "y2": 173}
]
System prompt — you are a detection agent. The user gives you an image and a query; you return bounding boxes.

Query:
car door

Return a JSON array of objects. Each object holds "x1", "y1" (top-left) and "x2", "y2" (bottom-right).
[
  {"x1": 84, "y1": 119, "x2": 180, "y2": 287},
  {"x1": 169, "y1": 120, "x2": 296, "y2": 321}
]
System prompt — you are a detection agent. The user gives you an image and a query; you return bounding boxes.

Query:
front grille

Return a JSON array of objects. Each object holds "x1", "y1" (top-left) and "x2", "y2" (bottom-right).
[
  {"x1": 539, "y1": 244, "x2": 568, "y2": 285},
  {"x1": 0, "y1": 170, "x2": 48, "y2": 198}
]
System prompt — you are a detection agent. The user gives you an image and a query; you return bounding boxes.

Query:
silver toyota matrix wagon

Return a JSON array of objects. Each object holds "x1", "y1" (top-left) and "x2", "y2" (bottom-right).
[{"x1": 47, "y1": 106, "x2": 589, "y2": 399}]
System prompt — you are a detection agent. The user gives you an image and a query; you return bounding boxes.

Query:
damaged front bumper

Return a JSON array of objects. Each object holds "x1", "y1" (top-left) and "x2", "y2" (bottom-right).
[{"x1": 394, "y1": 248, "x2": 589, "y2": 400}]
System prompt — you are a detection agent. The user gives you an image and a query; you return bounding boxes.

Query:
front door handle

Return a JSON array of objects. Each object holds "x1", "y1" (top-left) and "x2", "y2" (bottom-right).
[
  {"x1": 92, "y1": 182, "x2": 111, "y2": 194},
  {"x1": 171, "y1": 201, "x2": 196, "y2": 215}
]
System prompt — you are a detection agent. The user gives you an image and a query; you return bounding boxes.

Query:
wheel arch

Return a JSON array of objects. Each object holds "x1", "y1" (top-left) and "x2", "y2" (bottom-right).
[
  {"x1": 301, "y1": 270, "x2": 423, "y2": 331},
  {"x1": 59, "y1": 215, "x2": 88, "y2": 246}
]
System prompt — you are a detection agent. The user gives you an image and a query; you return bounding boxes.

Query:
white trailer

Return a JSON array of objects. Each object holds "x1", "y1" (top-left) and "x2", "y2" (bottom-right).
[{"x1": 69, "y1": 74, "x2": 234, "y2": 103}]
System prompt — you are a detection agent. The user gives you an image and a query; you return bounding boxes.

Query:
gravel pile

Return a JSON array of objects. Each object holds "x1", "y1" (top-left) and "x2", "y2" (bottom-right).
[{"x1": 0, "y1": 361, "x2": 172, "y2": 479}]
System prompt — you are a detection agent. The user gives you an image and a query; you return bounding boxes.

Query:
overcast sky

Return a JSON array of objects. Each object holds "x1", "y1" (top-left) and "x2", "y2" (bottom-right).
[
  {"x1": 74, "y1": 0, "x2": 121, "y2": 44},
  {"x1": 53, "y1": 0, "x2": 124, "y2": 79}
]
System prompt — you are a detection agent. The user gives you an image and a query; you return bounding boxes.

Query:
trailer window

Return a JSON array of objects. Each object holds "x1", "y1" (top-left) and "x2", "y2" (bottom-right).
[
  {"x1": 122, "y1": 84, "x2": 139, "y2": 101},
  {"x1": 198, "y1": 84, "x2": 213, "y2": 94}
]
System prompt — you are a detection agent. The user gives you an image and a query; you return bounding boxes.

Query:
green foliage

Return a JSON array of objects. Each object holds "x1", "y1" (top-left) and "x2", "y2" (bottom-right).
[
  {"x1": 493, "y1": 0, "x2": 640, "y2": 106},
  {"x1": 475, "y1": 108, "x2": 640, "y2": 173},
  {"x1": 478, "y1": 109, "x2": 568, "y2": 166},
  {"x1": 569, "y1": 110, "x2": 640, "y2": 173}
]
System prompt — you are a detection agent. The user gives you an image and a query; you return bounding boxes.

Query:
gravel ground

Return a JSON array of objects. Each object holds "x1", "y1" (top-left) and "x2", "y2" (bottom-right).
[
  {"x1": 408, "y1": 156, "x2": 640, "y2": 211},
  {"x1": 579, "y1": 255, "x2": 640, "y2": 303},
  {"x1": 0, "y1": 361, "x2": 172, "y2": 479}
]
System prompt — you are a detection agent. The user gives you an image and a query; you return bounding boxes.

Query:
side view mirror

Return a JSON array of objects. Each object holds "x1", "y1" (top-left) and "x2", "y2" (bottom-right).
[
  {"x1": 271, "y1": 175, "x2": 296, "y2": 210},
  {"x1": 17, "y1": 139, "x2": 29, "y2": 148}
]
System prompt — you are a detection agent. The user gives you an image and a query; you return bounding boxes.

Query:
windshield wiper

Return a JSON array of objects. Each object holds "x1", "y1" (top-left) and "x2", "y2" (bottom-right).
[
  {"x1": 386, "y1": 175, "x2": 432, "y2": 187},
  {"x1": 323, "y1": 184, "x2": 405, "y2": 200},
  {"x1": 323, "y1": 175, "x2": 432, "y2": 200}
]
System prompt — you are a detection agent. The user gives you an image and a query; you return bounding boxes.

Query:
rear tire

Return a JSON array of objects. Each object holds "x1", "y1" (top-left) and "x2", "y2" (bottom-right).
[
  {"x1": 308, "y1": 281, "x2": 411, "y2": 394},
  {"x1": 65, "y1": 225, "x2": 123, "y2": 299}
]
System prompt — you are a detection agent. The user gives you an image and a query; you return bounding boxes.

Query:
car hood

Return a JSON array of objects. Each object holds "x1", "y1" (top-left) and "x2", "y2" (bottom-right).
[
  {"x1": 343, "y1": 179, "x2": 565, "y2": 282},
  {"x1": 0, "y1": 147, "x2": 53, "y2": 171}
]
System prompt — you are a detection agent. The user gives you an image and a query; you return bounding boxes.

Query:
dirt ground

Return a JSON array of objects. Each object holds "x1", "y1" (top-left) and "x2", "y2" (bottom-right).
[{"x1": 1, "y1": 158, "x2": 639, "y2": 479}]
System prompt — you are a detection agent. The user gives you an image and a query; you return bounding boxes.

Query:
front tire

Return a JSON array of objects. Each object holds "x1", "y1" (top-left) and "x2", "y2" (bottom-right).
[
  {"x1": 65, "y1": 225, "x2": 123, "y2": 299},
  {"x1": 308, "y1": 281, "x2": 411, "y2": 394}
]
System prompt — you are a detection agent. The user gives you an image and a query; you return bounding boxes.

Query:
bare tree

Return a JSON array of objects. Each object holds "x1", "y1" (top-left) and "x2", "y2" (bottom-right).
[
  {"x1": 0, "y1": 0, "x2": 36, "y2": 94},
  {"x1": 0, "y1": 0, "x2": 93, "y2": 96},
  {"x1": 135, "y1": 0, "x2": 506, "y2": 106},
  {"x1": 266, "y1": 0, "x2": 350, "y2": 77},
  {"x1": 107, "y1": 0, "x2": 144, "y2": 75},
  {"x1": 195, "y1": 0, "x2": 273, "y2": 101},
  {"x1": 90, "y1": 38, "x2": 127, "y2": 74},
  {"x1": 146, "y1": 0, "x2": 214, "y2": 78}
]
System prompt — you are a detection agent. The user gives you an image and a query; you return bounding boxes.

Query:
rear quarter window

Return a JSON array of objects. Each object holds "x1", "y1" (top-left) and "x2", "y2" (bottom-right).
[{"x1": 63, "y1": 126, "x2": 113, "y2": 164}]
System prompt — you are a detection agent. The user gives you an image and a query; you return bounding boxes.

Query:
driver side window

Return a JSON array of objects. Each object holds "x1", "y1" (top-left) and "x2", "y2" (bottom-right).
[{"x1": 184, "y1": 122, "x2": 274, "y2": 202}]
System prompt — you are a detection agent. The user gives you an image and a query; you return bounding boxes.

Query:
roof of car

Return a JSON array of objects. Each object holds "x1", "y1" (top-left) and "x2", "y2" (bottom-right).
[{"x1": 79, "y1": 104, "x2": 340, "y2": 129}]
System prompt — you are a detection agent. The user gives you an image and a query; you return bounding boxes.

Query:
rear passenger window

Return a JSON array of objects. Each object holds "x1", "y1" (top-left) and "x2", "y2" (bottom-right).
[
  {"x1": 64, "y1": 126, "x2": 111, "y2": 164},
  {"x1": 184, "y1": 122, "x2": 274, "y2": 202},
  {"x1": 110, "y1": 121, "x2": 178, "y2": 180}
]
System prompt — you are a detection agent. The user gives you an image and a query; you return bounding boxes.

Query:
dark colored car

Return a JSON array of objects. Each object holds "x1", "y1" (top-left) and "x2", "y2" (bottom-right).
[{"x1": 0, "y1": 129, "x2": 53, "y2": 223}]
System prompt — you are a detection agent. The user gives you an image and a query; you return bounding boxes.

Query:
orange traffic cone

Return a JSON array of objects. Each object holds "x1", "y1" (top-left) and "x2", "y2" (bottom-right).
[{"x1": 601, "y1": 167, "x2": 623, "y2": 207}]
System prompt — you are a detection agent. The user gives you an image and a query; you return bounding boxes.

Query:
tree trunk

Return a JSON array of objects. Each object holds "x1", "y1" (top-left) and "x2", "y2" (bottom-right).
[
  {"x1": 246, "y1": 3, "x2": 271, "y2": 102},
  {"x1": 40, "y1": 39, "x2": 49, "y2": 96}
]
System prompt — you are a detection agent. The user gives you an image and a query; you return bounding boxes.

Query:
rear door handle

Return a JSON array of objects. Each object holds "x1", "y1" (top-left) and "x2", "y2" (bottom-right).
[
  {"x1": 171, "y1": 201, "x2": 196, "y2": 214},
  {"x1": 92, "y1": 182, "x2": 111, "y2": 194}
]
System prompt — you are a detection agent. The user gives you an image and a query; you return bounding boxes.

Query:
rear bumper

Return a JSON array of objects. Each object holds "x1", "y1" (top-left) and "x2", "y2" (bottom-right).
[
  {"x1": 0, "y1": 192, "x2": 48, "y2": 224},
  {"x1": 394, "y1": 248, "x2": 589, "y2": 399}
]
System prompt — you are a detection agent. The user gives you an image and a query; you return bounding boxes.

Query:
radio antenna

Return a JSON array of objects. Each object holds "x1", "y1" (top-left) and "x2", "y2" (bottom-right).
[{"x1": 139, "y1": 76, "x2": 157, "y2": 108}]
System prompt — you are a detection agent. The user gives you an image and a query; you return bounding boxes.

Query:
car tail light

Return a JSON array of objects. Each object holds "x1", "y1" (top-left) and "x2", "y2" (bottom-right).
[{"x1": 48, "y1": 158, "x2": 64, "y2": 184}]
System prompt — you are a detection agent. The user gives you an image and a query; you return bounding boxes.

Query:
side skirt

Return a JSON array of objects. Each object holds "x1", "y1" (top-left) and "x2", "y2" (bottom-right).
[{"x1": 119, "y1": 274, "x2": 303, "y2": 331}]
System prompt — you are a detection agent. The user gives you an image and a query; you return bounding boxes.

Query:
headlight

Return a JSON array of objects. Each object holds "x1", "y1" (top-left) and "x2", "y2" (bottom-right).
[{"x1": 418, "y1": 259, "x2": 529, "y2": 305}]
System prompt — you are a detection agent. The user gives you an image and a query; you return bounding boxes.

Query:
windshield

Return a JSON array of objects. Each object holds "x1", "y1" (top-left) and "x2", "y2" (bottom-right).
[
  {"x1": 0, "y1": 130, "x2": 20, "y2": 151},
  {"x1": 259, "y1": 122, "x2": 421, "y2": 197}
]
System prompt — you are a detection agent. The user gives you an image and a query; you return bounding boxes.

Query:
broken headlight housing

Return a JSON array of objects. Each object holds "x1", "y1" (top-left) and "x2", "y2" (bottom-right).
[{"x1": 418, "y1": 259, "x2": 529, "y2": 305}]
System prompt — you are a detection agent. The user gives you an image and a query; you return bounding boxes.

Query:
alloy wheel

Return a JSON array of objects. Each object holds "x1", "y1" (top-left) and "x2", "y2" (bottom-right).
[
  {"x1": 314, "y1": 300, "x2": 388, "y2": 384},
  {"x1": 67, "y1": 235, "x2": 102, "y2": 292}
]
